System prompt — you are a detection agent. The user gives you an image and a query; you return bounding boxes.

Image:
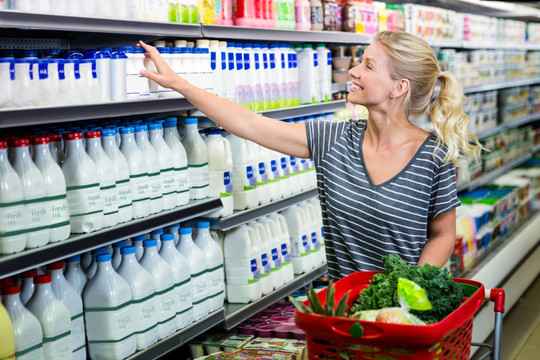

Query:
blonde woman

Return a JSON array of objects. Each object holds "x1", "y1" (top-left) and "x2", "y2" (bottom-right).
[{"x1": 138, "y1": 30, "x2": 481, "y2": 280}]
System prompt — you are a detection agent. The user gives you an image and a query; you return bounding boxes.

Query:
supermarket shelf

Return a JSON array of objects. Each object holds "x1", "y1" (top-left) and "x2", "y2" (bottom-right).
[
  {"x1": 0, "y1": 98, "x2": 195, "y2": 129},
  {"x1": 477, "y1": 113, "x2": 540, "y2": 140},
  {"x1": 258, "y1": 101, "x2": 346, "y2": 120},
  {"x1": 457, "y1": 155, "x2": 533, "y2": 193},
  {"x1": 0, "y1": 197, "x2": 222, "y2": 278},
  {"x1": 463, "y1": 77, "x2": 540, "y2": 94},
  {"x1": 461, "y1": 41, "x2": 540, "y2": 50},
  {"x1": 201, "y1": 24, "x2": 372, "y2": 44},
  {"x1": 533, "y1": 144, "x2": 540, "y2": 154},
  {"x1": 223, "y1": 263, "x2": 327, "y2": 329},
  {"x1": 126, "y1": 309, "x2": 225, "y2": 360},
  {"x1": 213, "y1": 189, "x2": 318, "y2": 231}
]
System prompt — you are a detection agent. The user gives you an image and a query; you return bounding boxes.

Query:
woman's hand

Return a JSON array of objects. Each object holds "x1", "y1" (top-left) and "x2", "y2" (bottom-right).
[{"x1": 137, "y1": 40, "x2": 183, "y2": 90}]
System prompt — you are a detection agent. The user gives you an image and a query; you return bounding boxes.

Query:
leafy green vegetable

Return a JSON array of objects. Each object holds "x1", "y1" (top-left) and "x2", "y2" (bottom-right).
[
  {"x1": 348, "y1": 254, "x2": 464, "y2": 324},
  {"x1": 289, "y1": 282, "x2": 351, "y2": 317}
]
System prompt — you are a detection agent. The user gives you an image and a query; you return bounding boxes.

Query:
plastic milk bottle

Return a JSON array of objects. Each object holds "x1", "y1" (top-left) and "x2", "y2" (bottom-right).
[
  {"x1": 148, "y1": 123, "x2": 178, "y2": 211},
  {"x1": 182, "y1": 118, "x2": 210, "y2": 200},
  {"x1": 63, "y1": 255, "x2": 88, "y2": 296},
  {"x1": 225, "y1": 134, "x2": 258, "y2": 210},
  {"x1": 279, "y1": 205, "x2": 313, "y2": 274},
  {"x1": 258, "y1": 216, "x2": 287, "y2": 288},
  {"x1": 135, "y1": 125, "x2": 164, "y2": 214},
  {"x1": 163, "y1": 119, "x2": 190, "y2": 206},
  {"x1": 19, "y1": 269, "x2": 38, "y2": 305},
  {"x1": 204, "y1": 129, "x2": 234, "y2": 218},
  {"x1": 247, "y1": 221, "x2": 273, "y2": 295}
]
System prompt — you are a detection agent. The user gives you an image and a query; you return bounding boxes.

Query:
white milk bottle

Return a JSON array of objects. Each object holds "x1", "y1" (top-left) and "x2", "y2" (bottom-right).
[
  {"x1": 26, "y1": 274, "x2": 72, "y2": 360},
  {"x1": 62, "y1": 132, "x2": 104, "y2": 233},
  {"x1": 19, "y1": 269, "x2": 37, "y2": 305},
  {"x1": 111, "y1": 240, "x2": 127, "y2": 270},
  {"x1": 84, "y1": 253, "x2": 136, "y2": 360},
  {"x1": 131, "y1": 234, "x2": 146, "y2": 261},
  {"x1": 149, "y1": 123, "x2": 177, "y2": 211},
  {"x1": 223, "y1": 225, "x2": 262, "y2": 303},
  {"x1": 10, "y1": 138, "x2": 50, "y2": 248},
  {"x1": 257, "y1": 216, "x2": 286, "y2": 289},
  {"x1": 176, "y1": 227, "x2": 209, "y2": 321},
  {"x1": 46, "y1": 262, "x2": 86, "y2": 360},
  {"x1": 297, "y1": 44, "x2": 320, "y2": 104},
  {"x1": 194, "y1": 221, "x2": 224, "y2": 312},
  {"x1": 35, "y1": 59, "x2": 54, "y2": 107},
  {"x1": 94, "y1": 50, "x2": 112, "y2": 102},
  {"x1": 0, "y1": 58, "x2": 13, "y2": 108},
  {"x1": 116, "y1": 246, "x2": 159, "y2": 351},
  {"x1": 305, "y1": 199, "x2": 324, "y2": 265},
  {"x1": 32, "y1": 136, "x2": 71, "y2": 243},
  {"x1": 48, "y1": 133, "x2": 65, "y2": 167},
  {"x1": 154, "y1": 47, "x2": 176, "y2": 98},
  {"x1": 204, "y1": 129, "x2": 233, "y2": 218},
  {"x1": 159, "y1": 233, "x2": 194, "y2": 329},
  {"x1": 224, "y1": 43, "x2": 236, "y2": 102},
  {"x1": 260, "y1": 44, "x2": 275, "y2": 109},
  {"x1": 111, "y1": 51, "x2": 127, "y2": 101},
  {"x1": 139, "y1": 239, "x2": 177, "y2": 339},
  {"x1": 225, "y1": 134, "x2": 258, "y2": 210},
  {"x1": 85, "y1": 130, "x2": 119, "y2": 228},
  {"x1": 163, "y1": 119, "x2": 190, "y2": 206},
  {"x1": 280, "y1": 205, "x2": 313, "y2": 274},
  {"x1": 308, "y1": 197, "x2": 325, "y2": 260},
  {"x1": 135, "y1": 125, "x2": 163, "y2": 214},
  {"x1": 119, "y1": 126, "x2": 151, "y2": 219},
  {"x1": 165, "y1": 222, "x2": 180, "y2": 245},
  {"x1": 0, "y1": 140, "x2": 26, "y2": 255},
  {"x1": 258, "y1": 145, "x2": 280, "y2": 203},
  {"x1": 247, "y1": 221, "x2": 273, "y2": 295},
  {"x1": 245, "y1": 141, "x2": 266, "y2": 206},
  {"x1": 63, "y1": 255, "x2": 88, "y2": 296},
  {"x1": 62, "y1": 59, "x2": 82, "y2": 105},
  {"x1": 101, "y1": 128, "x2": 133, "y2": 224},
  {"x1": 48, "y1": 59, "x2": 67, "y2": 106},
  {"x1": 78, "y1": 59, "x2": 101, "y2": 104},
  {"x1": 133, "y1": 46, "x2": 153, "y2": 99},
  {"x1": 208, "y1": 40, "x2": 222, "y2": 97},
  {"x1": 117, "y1": 47, "x2": 139, "y2": 100},
  {"x1": 277, "y1": 149, "x2": 293, "y2": 197},
  {"x1": 315, "y1": 43, "x2": 332, "y2": 102},
  {"x1": 149, "y1": 228, "x2": 164, "y2": 251},
  {"x1": 241, "y1": 43, "x2": 254, "y2": 109},
  {"x1": 266, "y1": 148, "x2": 286, "y2": 199},
  {"x1": 13, "y1": 59, "x2": 35, "y2": 107},
  {"x1": 182, "y1": 118, "x2": 209, "y2": 200},
  {"x1": 85, "y1": 248, "x2": 107, "y2": 280},
  {"x1": 1, "y1": 284, "x2": 44, "y2": 360}
]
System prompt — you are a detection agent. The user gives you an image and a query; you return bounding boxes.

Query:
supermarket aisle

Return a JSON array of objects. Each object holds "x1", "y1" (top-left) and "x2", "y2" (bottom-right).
[{"x1": 472, "y1": 273, "x2": 540, "y2": 359}]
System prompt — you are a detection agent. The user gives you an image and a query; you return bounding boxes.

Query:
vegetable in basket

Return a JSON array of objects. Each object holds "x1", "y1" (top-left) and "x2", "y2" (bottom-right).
[{"x1": 289, "y1": 282, "x2": 351, "y2": 317}]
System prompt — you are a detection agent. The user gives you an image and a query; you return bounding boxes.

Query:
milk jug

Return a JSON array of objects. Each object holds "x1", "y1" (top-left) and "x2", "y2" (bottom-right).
[
  {"x1": 165, "y1": 222, "x2": 180, "y2": 245},
  {"x1": 85, "y1": 131, "x2": 119, "y2": 228},
  {"x1": 139, "y1": 239, "x2": 177, "y2": 339},
  {"x1": 204, "y1": 129, "x2": 233, "y2": 217},
  {"x1": 223, "y1": 225, "x2": 262, "y2": 303},
  {"x1": 46, "y1": 262, "x2": 86, "y2": 360},
  {"x1": 176, "y1": 227, "x2": 209, "y2": 321},
  {"x1": 116, "y1": 246, "x2": 159, "y2": 351},
  {"x1": 149, "y1": 228, "x2": 164, "y2": 251},
  {"x1": 2, "y1": 284, "x2": 44, "y2": 360},
  {"x1": 182, "y1": 118, "x2": 209, "y2": 200},
  {"x1": 246, "y1": 141, "x2": 268, "y2": 206},
  {"x1": 19, "y1": 269, "x2": 37, "y2": 305},
  {"x1": 111, "y1": 240, "x2": 127, "y2": 270},
  {"x1": 26, "y1": 274, "x2": 73, "y2": 360},
  {"x1": 0, "y1": 140, "x2": 26, "y2": 255},
  {"x1": 84, "y1": 253, "x2": 136, "y2": 360},
  {"x1": 119, "y1": 126, "x2": 151, "y2": 219},
  {"x1": 62, "y1": 132, "x2": 104, "y2": 233},
  {"x1": 260, "y1": 145, "x2": 281, "y2": 202},
  {"x1": 131, "y1": 234, "x2": 146, "y2": 261},
  {"x1": 163, "y1": 119, "x2": 190, "y2": 206},
  {"x1": 194, "y1": 221, "x2": 224, "y2": 312},
  {"x1": 135, "y1": 125, "x2": 163, "y2": 214},
  {"x1": 0, "y1": 58, "x2": 13, "y2": 108},
  {"x1": 85, "y1": 248, "x2": 107, "y2": 279},
  {"x1": 148, "y1": 123, "x2": 177, "y2": 211},
  {"x1": 277, "y1": 149, "x2": 293, "y2": 197},
  {"x1": 225, "y1": 134, "x2": 258, "y2": 210},
  {"x1": 63, "y1": 255, "x2": 88, "y2": 296},
  {"x1": 247, "y1": 221, "x2": 273, "y2": 295},
  {"x1": 258, "y1": 216, "x2": 287, "y2": 288},
  {"x1": 31, "y1": 136, "x2": 71, "y2": 243},
  {"x1": 315, "y1": 43, "x2": 332, "y2": 102},
  {"x1": 306, "y1": 198, "x2": 325, "y2": 265},
  {"x1": 280, "y1": 205, "x2": 313, "y2": 274},
  {"x1": 48, "y1": 133, "x2": 66, "y2": 167},
  {"x1": 101, "y1": 128, "x2": 133, "y2": 224},
  {"x1": 159, "y1": 233, "x2": 194, "y2": 329}
]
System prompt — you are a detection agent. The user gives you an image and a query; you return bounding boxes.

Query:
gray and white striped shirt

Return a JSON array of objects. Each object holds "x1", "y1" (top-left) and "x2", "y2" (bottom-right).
[{"x1": 306, "y1": 119, "x2": 461, "y2": 280}]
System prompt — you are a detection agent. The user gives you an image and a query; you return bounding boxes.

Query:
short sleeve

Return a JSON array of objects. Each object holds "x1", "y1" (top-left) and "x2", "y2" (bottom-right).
[
  {"x1": 428, "y1": 160, "x2": 461, "y2": 219},
  {"x1": 305, "y1": 119, "x2": 351, "y2": 168}
]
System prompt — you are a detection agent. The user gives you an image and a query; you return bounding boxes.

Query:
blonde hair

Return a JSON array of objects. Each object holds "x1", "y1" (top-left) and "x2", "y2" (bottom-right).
[{"x1": 374, "y1": 31, "x2": 482, "y2": 167}]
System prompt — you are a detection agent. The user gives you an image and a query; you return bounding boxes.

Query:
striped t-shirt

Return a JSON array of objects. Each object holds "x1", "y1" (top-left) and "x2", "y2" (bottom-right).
[{"x1": 306, "y1": 119, "x2": 461, "y2": 280}]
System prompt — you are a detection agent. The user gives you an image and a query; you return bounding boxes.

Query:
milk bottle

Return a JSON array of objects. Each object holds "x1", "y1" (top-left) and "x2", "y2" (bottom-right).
[
  {"x1": 159, "y1": 233, "x2": 194, "y2": 329},
  {"x1": 48, "y1": 59, "x2": 66, "y2": 106},
  {"x1": 35, "y1": 59, "x2": 54, "y2": 107},
  {"x1": 225, "y1": 134, "x2": 258, "y2": 210},
  {"x1": 78, "y1": 59, "x2": 101, "y2": 104},
  {"x1": 134, "y1": 46, "x2": 154, "y2": 99},
  {"x1": 246, "y1": 141, "x2": 267, "y2": 206},
  {"x1": 208, "y1": 40, "x2": 222, "y2": 97},
  {"x1": 46, "y1": 262, "x2": 86, "y2": 360},
  {"x1": 241, "y1": 43, "x2": 254, "y2": 110},
  {"x1": 258, "y1": 145, "x2": 281, "y2": 202},
  {"x1": 247, "y1": 221, "x2": 273, "y2": 295},
  {"x1": 223, "y1": 225, "x2": 262, "y2": 303},
  {"x1": 13, "y1": 58, "x2": 34, "y2": 107},
  {"x1": 131, "y1": 234, "x2": 146, "y2": 261},
  {"x1": 101, "y1": 128, "x2": 133, "y2": 224},
  {"x1": 139, "y1": 239, "x2": 177, "y2": 339},
  {"x1": 63, "y1": 255, "x2": 88, "y2": 296},
  {"x1": 280, "y1": 205, "x2": 313, "y2": 274},
  {"x1": 0, "y1": 58, "x2": 13, "y2": 108},
  {"x1": 85, "y1": 131, "x2": 119, "y2": 228},
  {"x1": 150, "y1": 228, "x2": 164, "y2": 251},
  {"x1": 204, "y1": 129, "x2": 233, "y2": 218},
  {"x1": 182, "y1": 118, "x2": 209, "y2": 200},
  {"x1": 94, "y1": 51, "x2": 112, "y2": 102},
  {"x1": 26, "y1": 274, "x2": 72, "y2": 360},
  {"x1": 0, "y1": 140, "x2": 26, "y2": 255},
  {"x1": 111, "y1": 51, "x2": 127, "y2": 102},
  {"x1": 304, "y1": 199, "x2": 323, "y2": 265},
  {"x1": 48, "y1": 133, "x2": 66, "y2": 167},
  {"x1": 111, "y1": 240, "x2": 127, "y2": 270},
  {"x1": 116, "y1": 246, "x2": 159, "y2": 351},
  {"x1": 62, "y1": 132, "x2": 104, "y2": 233},
  {"x1": 267, "y1": 148, "x2": 287, "y2": 199},
  {"x1": 119, "y1": 126, "x2": 151, "y2": 219},
  {"x1": 308, "y1": 197, "x2": 325, "y2": 260},
  {"x1": 84, "y1": 253, "x2": 136, "y2": 360},
  {"x1": 85, "y1": 248, "x2": 107, "y2": 279},
  {"x1": 297, "y1": 44, "x2": 320, "y2": 104},
  {"x1": 148, "y1": 123, "x2": 177, "y2": 211},
  {"x1": 194, "y1": 221, "x2": 224, "y2": 312},
  {"x1": 251, "y1": 44, "x2": 265, "y2": 111},
  {"x1": 10, "y1": 138, "x2": 50, "y2": 248},
  {"x1": 163, "y1": 119, "x2": 190, "y2": 206},
  {"x1": 315, "y1": 43, "x2": 332, "y2": 102},
  {"x1": 165, "y1": 222, "x2": 180, "y2": 245},
  {"x1": 257, "y1": 216, "x2": 287, "y2": 288},
  {"x1": 135, "y1": 125, "x2": 163, "y2": 214},
  {"x1": 117, "y1": 47, "x2": 139, "y2": 100},
  {"x1": 19, "y1": 269, "x2": 37, "y2": 305},
  {"x1": 176, "y1": 227, "x2": 209, "y2": 321},
  {"x1": 277, "y1": 149, "x2": 293, "y2": 197},
  {"x1": 2, "y1": 284, "x2": 44, "y2": 360},
  {"x1": 223, "y1": 42, "x2": 236, "y2": 102}
]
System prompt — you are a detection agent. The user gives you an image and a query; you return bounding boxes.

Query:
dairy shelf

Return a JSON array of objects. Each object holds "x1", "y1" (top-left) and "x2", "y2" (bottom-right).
[
  {"x1": 258, "y1": 100, "x2": 347, "y2": 120},
  {"x1": 211, "y1": 189, "x2": 318, "y2": 231},
  {"x1": 223, "y1": 263, "x2": 328, "y2": 329},
  {"x1": 0, "y1": 197, "x2": 222, "y2": 278},
  {"x1": 477, "y1": 113, "x2": 540, "y2": 140},
  {"x1": 463, "y1": 77, "x2": 540, "y2": 94}
]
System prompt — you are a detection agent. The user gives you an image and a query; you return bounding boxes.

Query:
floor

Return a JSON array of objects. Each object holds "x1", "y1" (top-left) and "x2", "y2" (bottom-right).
[{"x1": 472, "y1": 273, "x2": 540, "y2": 360}]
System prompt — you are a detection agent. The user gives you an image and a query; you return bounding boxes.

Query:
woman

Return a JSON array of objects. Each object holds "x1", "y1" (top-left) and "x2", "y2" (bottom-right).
[{"x1": 138, "y1": 31, "x2": 482, "y2": 280}]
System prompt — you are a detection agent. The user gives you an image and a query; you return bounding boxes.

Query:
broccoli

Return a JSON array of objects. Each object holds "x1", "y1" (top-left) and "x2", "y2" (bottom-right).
[{"x1": 349, "y1": 254, "x2": 464, "y2": 324}]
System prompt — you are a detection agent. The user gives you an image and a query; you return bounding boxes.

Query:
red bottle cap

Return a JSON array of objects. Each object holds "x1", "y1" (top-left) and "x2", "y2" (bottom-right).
[
  {"x1": 48, "y1": 133, "x2": 62, "y2": 142},
  {"x1": 34, "y1": 274, "x2": 52, "y2": 284},
  {"x1": 8, "y1": 138, "x2": 29, "y2": 147},
  {"x1": 1, "y1": 285, "x2": 20, "y2": 296},
  {"x1": 0, "y1": 277, "x2": 13, "y2": 287},
  {"x1": 84, "y1": 130, "x2": 101, "y2": 139},
  {"x1": 31, "y1": 136, "x2": 50, "y2": 145},
  {"x1": 0, "y1": 140, "x2": 6, "y2": 149},
  {"x1": 45, "y1": 261, "x2": 63, "y2": 271},
  {"x1": 63, "y1": 132, "x2": 83, "y2": 141},
  {"x1": 20, "y1": 269, "x2": 38, "y2": 278}
]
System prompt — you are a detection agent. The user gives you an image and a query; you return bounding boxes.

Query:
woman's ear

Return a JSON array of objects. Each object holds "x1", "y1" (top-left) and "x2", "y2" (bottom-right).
[{"x1": 391, "y1": 78, "x2": 410, "y2": 99}]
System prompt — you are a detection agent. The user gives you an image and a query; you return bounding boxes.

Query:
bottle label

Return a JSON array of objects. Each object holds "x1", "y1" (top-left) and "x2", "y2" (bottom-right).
[
  {"x1": 243, "y1": 53, "x2": 250, "y2": 71},
  {"x1": 300, "y1": 158, "x2": 309, "y2": 172},
  {"x1": 176, "y1": 278, "x2": 193, "y2": 312},
  {"x1": 209, "y1": 170, "x2": 232, "y2": 198},
  {"x1": 244, "y1": 165, "x2": 256, "y2": 190},
  {"x1": 235, "y1": 52, "x2": 243, "y2": 71},
  {"x1": 250, "y1": 258, "x2": 260, "y2": 283},
  {"x1": 243, "y1": 84, "x2": 253, "y2": 106},
  {"x1": 270, "y1": 160, "x2": 280, "y2": 180},
  {"x1": 191, "y1": 269, "x2": 207, "y2": 303},
  {"x1": 161, "y1": 168, "x2": 176, "y2": 197},
  {"x1": 221, "y1": 52, "x2": 227, "y2": 71},
  {"x1": 311, "y1": 232, "x2": 320, "y2": 251},
  {"x1": 235, "y1": 83, "x2": 245, "y2": 104},
  {"x1": 155, "y1": 286, "x2": 176, "y2": 323},
  {"x1": 210, "y1": 51, "x2": 217, "y2": 71},
  {"x1": 228, "y1": 52, "x2": 234, "y2": 71},
  {"x1": 254, "y1": 83, "x2": 263, "y2": 103},
  {"x1": 38, "y1": 61, "x2": 49, "y2": 80},
  {"x1": 71, "y1": 312, "x2": 86, "y2": 354},
  {"x1": 101, "y1": 184, "x2": 119, "y2": 216},
  {"x1": 281, "y1": 243, "x2": 291, "y2": 264},
  {"x1": 261, "y1": 253, "x2": 271, "y2": 275},
  {"x1": 0, "y1": 201, "x2": 25, "y2": 238},
  {"x1": 130, "y1": 173, "x2": 150, "y2": 202},
  {"x1": 25, "y1": 197, "x2": 50, "y2": 232},
  {"x1": 131, "y1": 295, "x2": 158, "y2": 335},
  {"x1": 311, "y1": 4, "x2": 323, "y2": 25},
  {"x1": 187, "y1": 162, "x2": 209, "y2": 190},
  {"x1": 302, "y1": 234, "x2": 311, "y2": 254},
  {"x1": 85, "y1": 301, "x2": 135, "y2": 343},
  {"x1": 42, "y1": 331, "x2": 71, "y2": 359},
  {"x1": 327, "y1": 52, "x2": 332, "y2": 66},
  {"x1": 175, "y1": 166, "x2": 190, "y2": 196},
  {"x1": 271, "y1": 247, "x2": 282, "y2": 270},
  {"x1": 290, "y1": 156, "x2": 299, "y2": 174},
  {"x1": 254, "y1": 53, "x2": 260, "y2": 70},
  {"x1": 292, "y1": 235, "x2": 311, "y2": 257},
  {"x1": 116, "y1": 179, "x2": 133, "y2": 209},
  {"x1": 258, "y1": 162, "x2": 268, "y2": 184},
  {"x1": 148, "y1": 172, "x2": 163, "y2": 201},
  {"x1": 280, "y1": 157, "x2": 290, "y2": 177},
  {"x1": 49, "y1": 195, "x2": 70, "y2": 224},
  {"x1": 208, "y1": 265, "x2": 224, "y2": 296},
  {"x1": 66, "y1": 183, "x2": 103, "y2": 217}
]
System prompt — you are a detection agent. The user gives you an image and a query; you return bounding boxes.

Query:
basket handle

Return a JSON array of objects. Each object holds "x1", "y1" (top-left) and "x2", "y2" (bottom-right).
[
  {"x1": 486, "y1": 288, "x2": 505, "y2": 313},
  {"x1": 331, "y1": 320, "x2": 384, "y2": 339}
]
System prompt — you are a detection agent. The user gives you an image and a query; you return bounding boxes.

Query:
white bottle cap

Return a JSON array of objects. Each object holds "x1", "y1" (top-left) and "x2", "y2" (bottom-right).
[
  {"x1": 196, "y1": 39, "x2": 210, "y2": 48},
  {"x1": 153, "y1": 40, "x2": 167, "y2": 47},
  {"x1": 209, "y1": 40, "x2": 219, "y2": 48},
  {"x1": 174, "y1": 40, "x2": 187, "y2": 47}
]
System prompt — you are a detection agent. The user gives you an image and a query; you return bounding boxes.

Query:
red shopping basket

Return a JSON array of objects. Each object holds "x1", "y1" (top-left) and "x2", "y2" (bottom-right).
[{"x1": 294, "y1": 271, "x2": 488, "y2": 359}]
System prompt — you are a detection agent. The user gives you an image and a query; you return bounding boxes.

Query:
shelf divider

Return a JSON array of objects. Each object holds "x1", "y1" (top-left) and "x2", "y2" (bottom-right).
[
  {"x1": 258, "y1": 101, "x2": 346, "y2": 120},
  {"x1": 463, "y1": 77, "x2": 540, "y2": 94}
]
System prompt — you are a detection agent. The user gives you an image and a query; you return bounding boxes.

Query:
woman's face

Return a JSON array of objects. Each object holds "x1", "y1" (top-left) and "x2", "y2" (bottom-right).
[{"x1": 347, "y1": 41, "x2": 396, "y2": 108}]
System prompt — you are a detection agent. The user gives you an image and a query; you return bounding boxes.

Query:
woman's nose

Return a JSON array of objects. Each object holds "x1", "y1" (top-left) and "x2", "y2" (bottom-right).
[{"x1": 349, "y1": 64, "x2": 361, "y2": 78}]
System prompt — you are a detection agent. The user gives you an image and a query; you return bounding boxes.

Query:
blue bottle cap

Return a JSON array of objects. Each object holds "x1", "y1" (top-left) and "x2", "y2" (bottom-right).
[
  {"x1": 117, "y1": 46, "x2": 133, "y2": 53},
  {"x1": 197, "y1": 221, "x2": 210, "y2": 229},
  {"x1": 155, "y1": 47, "x2": 170, "y2": 54},
  {"x1": 184, "y1": 117, "x2": 198, "y2": 125},
  {"x1": 120, "y1": 126, "x2": 135, "y2": 134},
  {"x1": 91, "y1": 247, "x2": 107, "y2": 255},
  {"x1": 96, "y1": 253, "x2": 112, "y2": 262},
  {"x1": 179, "y1": 227, "x2": 192, "y2": 235},
  {"x1": 148, "y1": 123, "x2": 161, "y2": 131},
  {"x1": 143, "y1": 239, "x2": 158, "y2": 247},
  {"x1": 132, "y1": 47, "x2": 143, "y2": 54},
  {"x1": 161, "y1": 233, "x2": 175, "y2": 241},
  {"x1": 132, "y1": 234, "x2": 146, "y2": 242},
  {"x1": 135, "y1": 125, "x2": 148, "y2": 132},
  {"x1": 66, "y1": 254, "x2": 81, "y2": 262},
  {"x1": 101, "y1": 128, "x2": 115, "y2": 137},
  {"x1": 150, "y1": 228, "x2": 164, "y2": 235},
  {"x1": 120, "y1": 246, "x2": 136, "y2": 255},
  {"x1": 113, "y1": 240, "x2": 128, "y2": 248}
]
